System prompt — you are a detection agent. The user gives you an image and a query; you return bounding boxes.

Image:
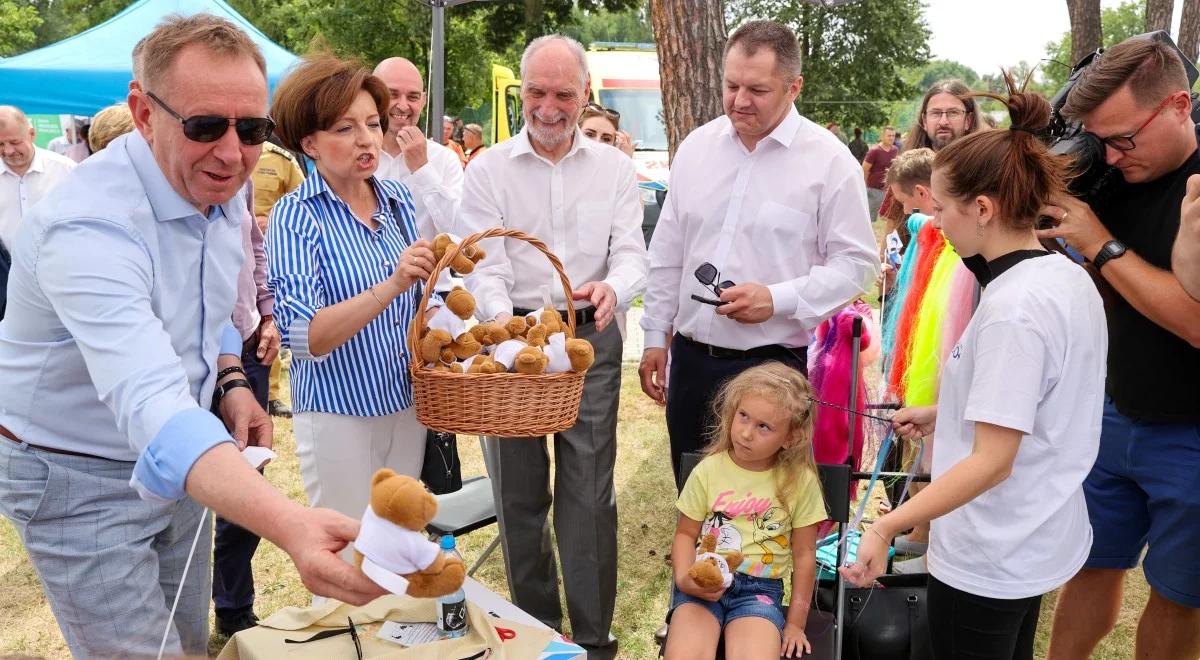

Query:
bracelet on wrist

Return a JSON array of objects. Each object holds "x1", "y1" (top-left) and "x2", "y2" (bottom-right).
[
  {"x1": 214, "y1": 378, "x2": 252, "y2": 403},
  {"x1": 217, "y1": 366, "x2": 246, "y2": 381},
  {"x1": 368, "y1": 285, "x2": 388, "y2": 311}
]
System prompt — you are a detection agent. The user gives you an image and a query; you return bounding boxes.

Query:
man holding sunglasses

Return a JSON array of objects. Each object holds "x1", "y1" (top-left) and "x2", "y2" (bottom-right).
[
  {"x1": 1037, "y1": 37, "x2": 1200, "y2": 660},
  {"x1": 0, "y1": 15, "x2": 385, "y2": 658},
  {"x1": 638, "y1": 20, "x2": 878, "y2": 490}
]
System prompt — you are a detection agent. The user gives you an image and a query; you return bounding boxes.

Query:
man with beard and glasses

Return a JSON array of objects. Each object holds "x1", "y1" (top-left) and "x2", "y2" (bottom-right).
[{"x1": 457, "y1": 34, "x2": 647, "y2": 660}]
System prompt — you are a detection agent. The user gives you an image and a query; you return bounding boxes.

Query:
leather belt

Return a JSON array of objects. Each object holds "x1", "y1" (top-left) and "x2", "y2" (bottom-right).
[
  {"x1": 0, "y1": 424, "x2": 104, "y2": 459},
  {"x1": 676, "y1": 333, "x2": 807, "y2": 362},
  {"x1": 513, "y1": 306, "x2": 597, "y2": 327}
]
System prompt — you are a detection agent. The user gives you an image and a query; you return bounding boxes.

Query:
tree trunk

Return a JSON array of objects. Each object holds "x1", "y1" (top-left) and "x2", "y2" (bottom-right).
[
  {"x1": 1181, "y1": 0, "x2": 1200, "y2": 62},
  {"x1": 1068, "y1": 0, "x2": 1103, "y2": 65},
  {"x1": 650, "y1": 0, "x2": 726, "y2": 163},
  {"x1": 1146, "y1": 0, "x2": 1175, "y2": 33}
]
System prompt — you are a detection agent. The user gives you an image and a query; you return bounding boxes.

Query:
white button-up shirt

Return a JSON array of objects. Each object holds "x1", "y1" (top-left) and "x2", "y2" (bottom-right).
[
  {"x1": 377, "y1": 139, "x2": 464, "y2": 239},
  {"x1": 458, "y1": 127, "x2": 647, "y2": 318},
  {"x1": 0, "y1": 146, "x2": 76, "y2": 249},
  {"x1": 641, "y1": 107, "x2": 879, "y2": 351}
]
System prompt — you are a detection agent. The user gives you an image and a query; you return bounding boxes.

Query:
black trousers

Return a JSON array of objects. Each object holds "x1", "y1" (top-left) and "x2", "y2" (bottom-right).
[
  {"x1": 212, "y1": 337, "x2": 271, "y2": 616},
  {"x1": 927, "y1": 575, "x2": 1042, "y2": 660},
  {"x1": 664, "y1": 333, "x2": 807, "y2": 491},
  {"x1": 0, "y1": 241, "x2": 10, "y2": 321}
]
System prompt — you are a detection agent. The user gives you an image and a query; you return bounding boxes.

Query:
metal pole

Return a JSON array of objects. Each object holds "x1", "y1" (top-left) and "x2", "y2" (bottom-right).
[
  {"x1": 835, "y1": 314, "x2": 864, "y2": 660},
  {"x1": 430, "y1": 0, "x2": 445, "y2": 144}
]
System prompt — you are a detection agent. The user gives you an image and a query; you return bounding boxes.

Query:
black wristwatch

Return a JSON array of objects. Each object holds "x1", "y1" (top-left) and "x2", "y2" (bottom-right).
[
  {"x1": 214, "y1": 378, "x2": 252, "y2": 403},
  {"x1": 1091, "y1": 239, "x2": 1127, "y2": 270}
]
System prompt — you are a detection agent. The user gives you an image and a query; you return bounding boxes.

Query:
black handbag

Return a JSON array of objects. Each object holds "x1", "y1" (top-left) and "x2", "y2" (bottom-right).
[
  {"x1": 816, "y1": 573, "x2": 932, "y2": 660},
  {"x1": 420, "y1": 430, "x2": 462, "y2": 495}
]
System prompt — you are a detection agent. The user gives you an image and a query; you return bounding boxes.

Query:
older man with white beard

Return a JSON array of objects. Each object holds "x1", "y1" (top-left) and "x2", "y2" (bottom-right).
[{"x1": 457, "y1": 35, "x2": 647, "y2": 660}]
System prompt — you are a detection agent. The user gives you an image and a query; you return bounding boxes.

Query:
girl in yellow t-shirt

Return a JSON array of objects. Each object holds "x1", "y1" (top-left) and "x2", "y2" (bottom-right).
[{"x1": 663, "y1": 362, "x2": 826, "y2": 660}]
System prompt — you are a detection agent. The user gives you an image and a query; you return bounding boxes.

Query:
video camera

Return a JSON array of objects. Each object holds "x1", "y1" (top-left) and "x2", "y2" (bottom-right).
[{"x1": 1045, "y1": 30, "x2": 1200, "y2": 205}]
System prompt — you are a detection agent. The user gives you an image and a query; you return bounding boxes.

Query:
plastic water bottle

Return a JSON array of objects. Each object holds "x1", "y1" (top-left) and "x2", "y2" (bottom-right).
[{"x1": 436, "y1": 535, "x2": 468, "y2": 639}]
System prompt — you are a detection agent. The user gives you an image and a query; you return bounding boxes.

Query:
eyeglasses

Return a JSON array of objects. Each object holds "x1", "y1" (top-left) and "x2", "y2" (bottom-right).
[
  {"x1": 1091, "y1": 95, "x2": 1174, "y2": 152},
  {"x1": 924, "y1": 108, "x2": 966, "y2": 121},
  {"x1": 146, "y1": 91, "x2": 275, "y2": 145},
  {"x1": 585, "y1": 102, "x2": 620, "y2": 121},
  {"x1": 285, "y1": 617, "x2": 362, "y2": 659},
  {"x1": 692, "y1": 262, "x2": 735, "y2": 306}
]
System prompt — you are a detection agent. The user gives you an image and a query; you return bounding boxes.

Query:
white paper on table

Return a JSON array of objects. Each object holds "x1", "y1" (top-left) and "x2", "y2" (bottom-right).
[
  {"x1": 240, "y1": 446, "x2": 276, "y2": 470},
  {"x1": 377, "y1": 620, "x2": 440, "y2": 646}
]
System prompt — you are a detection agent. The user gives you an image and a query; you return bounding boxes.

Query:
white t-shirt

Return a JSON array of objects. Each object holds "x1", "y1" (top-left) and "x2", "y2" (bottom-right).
[
  {"x1": 927, "y1": 252, "x2": 1107, "y2": 600},
  {"x1": 354, "y1": 504, "x2": 442, "y2": 575}
]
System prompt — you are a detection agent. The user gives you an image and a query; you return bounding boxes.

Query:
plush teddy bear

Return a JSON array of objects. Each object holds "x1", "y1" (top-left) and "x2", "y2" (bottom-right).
[
  {"x1": 463, "y1": 354, "x2": 501, "y2": 374},
  {"x1": 539, "y1": 307, "x2": 566, "y2": 335},
  {"x1": 419, "y1": 328, "x2": 453, "y2": 366},
  {"x1": 354, "y1": 469, "x2": 466, "y2": 598},
  {"x1": 688, "y1": 531, "x2": 745, "y2": 591},
  {"x1": 544, "y1": 333, "x2": 571, "y2": 373},
  {"x1": 449, "y1": 331, "x2": 482, "y2": 361},
  {"x1": 469, "y1": 321, "x2": 510, "y2": 347},
  {"x1": 524, "y1": 323, "x2": 550, "y2": 348},
  {"x1": 513, "y1": 345, "x2": 550, "y2": 374},
  {"x1": 432, "y1": 233, "x2": 486, "y2": 275},
  {"x1": 491, "y1": 339, "x2": 527, "y2": 371},
  {"x1": 445, "y1": 286, "x2": 475, "y2": 320},
  {"x1": 504, "y1": 315, "x2": 530, "y2": 341},
  {"x1": 566, "y1": 338, "x2": 595, "y2": 372}
]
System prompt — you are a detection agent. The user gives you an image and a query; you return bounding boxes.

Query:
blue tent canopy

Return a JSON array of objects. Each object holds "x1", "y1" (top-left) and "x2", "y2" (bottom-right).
[{"x1": 0, "y1": 0, "x2": 299, "y2": 115}]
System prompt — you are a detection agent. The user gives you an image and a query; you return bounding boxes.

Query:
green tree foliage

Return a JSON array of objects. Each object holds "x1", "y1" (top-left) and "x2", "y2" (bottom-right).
[
  {"x1": 727, "y1": 0, "x2": 930, "y2": 128},
  {"x1": 1042, "y1": 0, "x2": 1145, "y2": 91},
  {"x1": 0, "y1": 0, "x2": 42, "y2": 56},
  {"x1": 563, "y1": 2, "x2": 654, "y2": 47},
  {"x1": 26, "y1": 0, "x2": 128, "y2": 49}
]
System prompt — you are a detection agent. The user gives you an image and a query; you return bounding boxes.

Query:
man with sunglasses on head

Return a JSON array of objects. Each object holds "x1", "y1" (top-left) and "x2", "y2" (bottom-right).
[
  {"x1": 1038, "y1": 37, "x2": 1200, "y2": 660},
  {"x1": 638, "y1": 19, "x2": 878, "y2": 490},
  {"x1": 0, "y1": 15, "x2": 386, "y2": 658}
]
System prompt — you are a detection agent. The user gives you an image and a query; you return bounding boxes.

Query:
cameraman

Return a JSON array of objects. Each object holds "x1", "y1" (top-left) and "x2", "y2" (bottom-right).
[{"x1": 1038, "y1": 38, "x2": 1200, "y2": 659}]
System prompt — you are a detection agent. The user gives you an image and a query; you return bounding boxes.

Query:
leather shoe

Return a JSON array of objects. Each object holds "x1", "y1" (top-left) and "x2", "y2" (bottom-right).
[
  {"x1": 216, "y1": 610, "x2": 259, "y2": 637},
  {"x1": 268, "y1": 399, "x2": 292, "y2": 418}
]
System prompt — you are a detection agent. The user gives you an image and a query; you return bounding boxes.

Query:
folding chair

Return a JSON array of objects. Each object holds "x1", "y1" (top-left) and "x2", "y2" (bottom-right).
[{"x1": 425, "y1": 436, "x2": 501, "y2": 577}]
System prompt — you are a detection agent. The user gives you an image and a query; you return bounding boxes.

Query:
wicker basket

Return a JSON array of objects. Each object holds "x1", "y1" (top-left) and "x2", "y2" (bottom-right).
[{"x1": 407, "y1": 228, "x2": 586, "y2": 436}]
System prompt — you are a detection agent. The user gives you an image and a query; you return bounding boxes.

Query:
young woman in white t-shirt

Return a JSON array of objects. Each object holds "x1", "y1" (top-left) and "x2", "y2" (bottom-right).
[{"x1": 841, "y1": 75, "x2": 1108, "y2": 660}]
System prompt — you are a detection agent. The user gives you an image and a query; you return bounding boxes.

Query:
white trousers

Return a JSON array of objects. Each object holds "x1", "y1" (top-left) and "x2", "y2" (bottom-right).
[{"x1": 294, "y1": 408, "x2": 427, "y2": 561}]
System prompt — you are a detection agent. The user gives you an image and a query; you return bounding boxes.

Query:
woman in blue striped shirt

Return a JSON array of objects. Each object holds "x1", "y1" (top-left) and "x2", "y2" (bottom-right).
[{"x1": 266, "y1": 54, "x2": 436, "y2": 535}]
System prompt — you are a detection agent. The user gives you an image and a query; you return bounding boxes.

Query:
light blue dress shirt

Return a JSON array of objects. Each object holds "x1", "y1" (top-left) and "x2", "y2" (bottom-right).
[{"x1": 0, "y1": 130, "x2": 244, "y2": 502}]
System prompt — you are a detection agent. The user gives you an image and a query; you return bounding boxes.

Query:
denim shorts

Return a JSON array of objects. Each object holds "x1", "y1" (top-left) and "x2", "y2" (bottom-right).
[
  {"x1": 1082, "y1": 398, "x2": 1200, "y2": 608},
  {"x1": 669, "y1": 573, "x2": 787, "y2": 630}
]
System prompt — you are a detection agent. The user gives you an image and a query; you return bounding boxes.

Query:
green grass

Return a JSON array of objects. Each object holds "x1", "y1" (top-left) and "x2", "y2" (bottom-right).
[{"x1": 0, "y1": 366, "x2": 1143, "y2": 658}]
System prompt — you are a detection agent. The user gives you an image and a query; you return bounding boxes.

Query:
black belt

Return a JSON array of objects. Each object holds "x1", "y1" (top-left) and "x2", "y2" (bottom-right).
[
  {"x1": 513, "y1": 306, "x2": 596, "y2": 327},
  {"x1": 676, "y1": 333, "x2": 806, "y2": 361},
  {"x1": 0, "y1": 424, "x2": 106, "y2": 460}
]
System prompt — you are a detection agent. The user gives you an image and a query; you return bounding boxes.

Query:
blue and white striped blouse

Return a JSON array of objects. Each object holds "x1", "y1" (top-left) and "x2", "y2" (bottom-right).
[{"x1": 266, "y1": 173, "x2": 421, "y2": 417}]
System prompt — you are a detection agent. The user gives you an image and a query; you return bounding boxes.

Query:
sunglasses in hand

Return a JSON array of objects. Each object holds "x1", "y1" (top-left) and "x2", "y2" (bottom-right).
[{"x1": 692, "y1": 262, "x2": 735, "y2": 306}]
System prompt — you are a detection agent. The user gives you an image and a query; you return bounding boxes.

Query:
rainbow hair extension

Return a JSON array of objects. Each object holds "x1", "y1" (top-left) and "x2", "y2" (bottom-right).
[
  {"x1": 939, "y1": 261, "x2": 976, "y2": 363},
  {"x1": 886, "y1": 222, "x2": 945, "y2": 400},
  {"x1": 809, "y1": 300, "x2": 874, "y2": 471},
  {"x1": 882, "y1": 213, "x2": 931, "y2": 366},
  {"x1": 903, "y1": 244, "x2": 961, "y2": 406}
]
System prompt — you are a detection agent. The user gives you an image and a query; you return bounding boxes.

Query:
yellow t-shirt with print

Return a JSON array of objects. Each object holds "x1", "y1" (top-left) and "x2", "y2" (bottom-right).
[{"x1": 677, "y1": 451, "x2": 825, "y2": 579}]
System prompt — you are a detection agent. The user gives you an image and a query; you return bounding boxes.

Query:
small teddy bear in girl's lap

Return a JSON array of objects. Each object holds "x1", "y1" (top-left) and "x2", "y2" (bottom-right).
[{"x1": 665, "y1": 363, "x2": 826, "y2": 660}]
